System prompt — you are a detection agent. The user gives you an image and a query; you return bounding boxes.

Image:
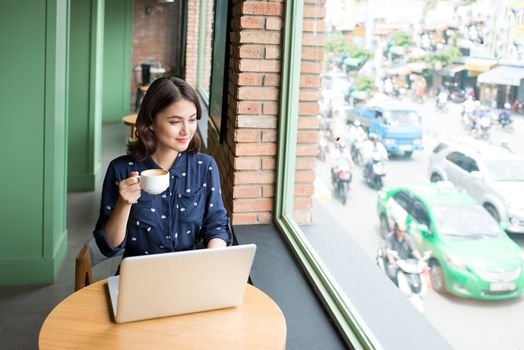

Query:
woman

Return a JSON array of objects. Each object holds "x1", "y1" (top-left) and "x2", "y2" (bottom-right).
[{"x1": 93, "y1": 77, "x2": 230, "y2": 258}]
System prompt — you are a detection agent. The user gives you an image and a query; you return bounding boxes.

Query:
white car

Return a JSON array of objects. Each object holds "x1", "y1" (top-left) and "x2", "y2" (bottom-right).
[{"x1": 428, "y1": 140, "x2": 524, "y2": 233}]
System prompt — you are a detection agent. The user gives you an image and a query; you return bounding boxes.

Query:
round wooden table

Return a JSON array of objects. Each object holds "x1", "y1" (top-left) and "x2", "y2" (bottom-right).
[
  {"x1": 39, "y1": 279, "x2": 286, "y2": 350},
  {"x1": 122, "y1": 113, "x2": 138, "y2": 143}
]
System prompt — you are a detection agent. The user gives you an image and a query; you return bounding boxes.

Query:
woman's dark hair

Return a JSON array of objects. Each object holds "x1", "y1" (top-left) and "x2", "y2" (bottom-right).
[{"x1": 127, "y1": 77, "x2": 202, "y2": 160}]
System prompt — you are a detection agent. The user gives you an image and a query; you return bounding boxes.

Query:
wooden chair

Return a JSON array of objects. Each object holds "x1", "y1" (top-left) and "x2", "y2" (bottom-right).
[
  {"x1": 75, "y1": 237, "x2": 124, "y2": 291},
  {"x1": 122, "y1": 113, "x2": 138, "y2": 143}
]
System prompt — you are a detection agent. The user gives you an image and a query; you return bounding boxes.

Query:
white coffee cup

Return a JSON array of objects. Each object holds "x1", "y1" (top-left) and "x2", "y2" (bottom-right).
[{"x1": 139, "y1": 169, "x2": 170, "y2": 195}]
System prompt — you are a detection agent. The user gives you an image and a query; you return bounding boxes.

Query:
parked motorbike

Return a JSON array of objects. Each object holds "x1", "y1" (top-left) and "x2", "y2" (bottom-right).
[
  {"x1": 449, "y1": 89, "x2": 466, "y2": 103},
  {"x1": 363, "y1": 158, "x2": 386, "y2": 190},
  {"x1": 332, "y1": 164, "x2": 351, "y2": 205},
  {"x1": 376, "y1": 247, "x2": 431, "y2": 313},
  {"x1": 512, "y1": 99, "x2": 523, "y2": 115}
]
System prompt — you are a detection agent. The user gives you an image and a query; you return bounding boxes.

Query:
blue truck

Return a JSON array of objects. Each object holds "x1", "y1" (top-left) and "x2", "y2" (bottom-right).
[{"x1": 348, "y1": 97, "x2": 423, "y2": 157}]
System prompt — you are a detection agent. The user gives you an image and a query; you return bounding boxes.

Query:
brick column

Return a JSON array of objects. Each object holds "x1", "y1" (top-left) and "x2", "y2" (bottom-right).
[
  {"x1": 206, "y1": 0, "x2": 282, "y2": 225},
  {"x1": 205, "y1": 0, "x2": 325, "y2": 226}
]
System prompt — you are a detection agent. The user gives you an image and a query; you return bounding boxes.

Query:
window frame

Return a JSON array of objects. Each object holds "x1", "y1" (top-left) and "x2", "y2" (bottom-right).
[
  {"x1": 196, "y1": 0, "x2": 229, "y2": 143},
  {"x1": 207, "y1": 0, "x2": 230, "y2": 143},
  {"x1": 274, "y1": 1, "x2": 378, "y2": 348}
]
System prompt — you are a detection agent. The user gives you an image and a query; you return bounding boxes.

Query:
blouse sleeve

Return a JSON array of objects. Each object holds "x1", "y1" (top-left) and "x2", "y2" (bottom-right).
[
  {"x1": 200, "y1": 157, "x2": 231, "y2": 247},
  {"x1": 93, "y1": 161, "x2": 127, "y2": 257}
]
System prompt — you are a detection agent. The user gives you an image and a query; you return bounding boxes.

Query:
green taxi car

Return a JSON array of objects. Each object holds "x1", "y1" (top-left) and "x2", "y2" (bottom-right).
[{"x1": 376, "y1": 182, "x2": 524, "y2": 300}]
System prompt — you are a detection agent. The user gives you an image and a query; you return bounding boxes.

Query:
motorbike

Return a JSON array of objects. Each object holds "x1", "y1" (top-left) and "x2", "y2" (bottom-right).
[
  {"x1": 363, "y1": 158, "x2": 386, "y2": 190},
  {"x1": 435, "y1": 90, "x2": 449, "y2": 112},
  {"x1": 471, "y1": 113, "x2": 491, "y2": 140},
  {"x1": 461, "y1": 112, "x2": 475, "y2": 130},
  {"x1": 332, "y1": 164, "x2": 351, "y2": 205},
  {"x1": 512, "y1": 100, "x2": 523, "y2": 115},
  {"x1": 351, "y1": 141, "x2": 365, "y2": 166},
  {"x1": 471, "y1": 122, "x2": 490, "y2": 140},
  {"x1": 317, "y1": 136, "x2": 329, "y2": 161},
  {"x1": 436, "y1": 98, "x2": 448, "y2": 112},
  {"x1": 498, "y1": 117, "x2": 514, "y2": 132},
  {"x1": 376, "y1": 247, "x2": 431, "y2": 313}
]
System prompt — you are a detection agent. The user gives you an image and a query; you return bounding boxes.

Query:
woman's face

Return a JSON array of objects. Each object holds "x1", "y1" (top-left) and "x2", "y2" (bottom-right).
[{"x1": 151, "y1": 98, "x2": 198, "y2": 154}]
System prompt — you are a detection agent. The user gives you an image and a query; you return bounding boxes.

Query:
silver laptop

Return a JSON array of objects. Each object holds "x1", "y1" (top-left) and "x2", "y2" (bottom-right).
[{"x1": 107, "y1": 244, "x2": 256, "y2": 323}]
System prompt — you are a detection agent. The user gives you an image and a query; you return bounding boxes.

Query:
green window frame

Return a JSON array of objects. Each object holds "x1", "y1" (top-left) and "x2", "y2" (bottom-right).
[{"x1": 275, "y1": 1, "x2": 379, "y2": 349}]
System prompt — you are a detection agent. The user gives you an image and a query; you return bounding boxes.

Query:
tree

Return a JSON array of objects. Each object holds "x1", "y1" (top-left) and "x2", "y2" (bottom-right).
[
  {"x1": 355, "y1": 76, "x2": 374, "y2": 92},
  {"x1": 325, "y1": 32, "x2": 349, "y2": 56},
  {"x1": 424, "y1": 47, "x2": 461, "y2": 67},
  {"x1": 348, "y1": 45, "x2": 372, "y2": 60},
  {"x1": 392, "y1": 31, "x2": 412, "y2": 48}
]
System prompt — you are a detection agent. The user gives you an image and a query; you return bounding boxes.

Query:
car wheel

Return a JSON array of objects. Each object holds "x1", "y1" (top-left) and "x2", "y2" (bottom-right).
[
  {"x1": 484, "y1": 204, "x2": 500, "y2": 222},
  {"x1": 430, "y1": 173, "x2": 443, "y2": 183},
  {"x1": 430, "y1": 260, "x2": 446, "y2": 294},
  {"x1": 379, "y1": 215, "x2": 389, "y2": 239}
]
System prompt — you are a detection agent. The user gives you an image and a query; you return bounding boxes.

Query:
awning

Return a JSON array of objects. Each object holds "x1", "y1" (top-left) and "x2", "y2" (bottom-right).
[
  {"x1": 350, "y1": 90, "x2": 369, "y2": 100},
  {"x1": 389, "y1": 46, "x2": 406, "y2": 56},
  {"x1": 409, "y1": 47, "x2": 428, "y2": 59},
  {"x1": 386, "y1": 65, "x2": 411, "y2": 75},
  {"x1": 477, "y1": 65, "x2": 524, "y2": 86},
  {"x1": 407, "y1": 61, "x2": 427, "y2": 74},
  {"x1": 438, "y1": 64, "x2": 466, "y2": 77},
  {"x1": 343, "y1": 57, "x2": 364, "y2": 68},
  {"x1": 464, "y1": 58, "x2": 497, "y2": 72}
]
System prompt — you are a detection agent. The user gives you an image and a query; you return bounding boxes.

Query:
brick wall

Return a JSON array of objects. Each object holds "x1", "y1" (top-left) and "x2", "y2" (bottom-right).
[
  {"x1": 198, "y1": 0, "x2": 324, "y2": 225},
  {"x1": 294, "y1": 0, "x2": 325, "y2": 224},
  {"x1": 185, "y1": 0, "x2": 200, "y2": 88},
  {"x1": 185, "y1": 0, "x2": 213, "y2": 92},
  {"x1": 202, "y1": 0, "x2": 214, "y2": 93},
  {"x1": 131, "y1": 0, "x2": 171, "y2": 106}
]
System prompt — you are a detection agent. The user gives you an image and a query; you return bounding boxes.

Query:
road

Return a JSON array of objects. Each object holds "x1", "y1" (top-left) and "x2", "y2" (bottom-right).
[{"x1": 314, "y1": 93, "x2": 524, "y2": 350}]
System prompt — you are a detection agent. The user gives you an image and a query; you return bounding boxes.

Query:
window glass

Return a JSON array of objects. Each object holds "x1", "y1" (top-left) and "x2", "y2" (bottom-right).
[
  {"x1": 282, "y1": 0, "x2": 524, "y2": 348},
  {"x1": 412, "y1": 199, "x2": 430, "y2": 227},
  {"x1": 465, "y1": 156, "x2": 479, "y2": 172},
  {"x1": 393, "y1": 191, "x2": 413, "y2": 212},
  {"x1": 197, "y1": 0, "x2": 214, "y2": 102},
  {"x1": 432, "y1": 142, "x2": 448, "y2": 154},
  {"x1": 446, "y1": 151, "x2": 465, "y2": 169},
  {"x1": 433, "y1": 204, "x2": 502, "y2": 239}
]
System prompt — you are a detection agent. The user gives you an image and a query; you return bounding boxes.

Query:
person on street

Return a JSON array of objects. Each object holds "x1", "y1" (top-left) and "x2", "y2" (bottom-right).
[
  {"x1": 499, "y1": 103, "x2": 512, "y2": 125},
  {"x1": 348, "y1": 120, "x2": 367, "y2": 147},
  {"x1": 362, "y1": 134, "x2": 388, "y2": 178},
  {"x1": 385, "y1": 220, "x2": 424, "y2": 285},
  {"x1": 330, "y1": 140, "x2": 354, "y2": 188},
  {"x1": 436, "y1": 89, "x2": 448, "y2": 110}
]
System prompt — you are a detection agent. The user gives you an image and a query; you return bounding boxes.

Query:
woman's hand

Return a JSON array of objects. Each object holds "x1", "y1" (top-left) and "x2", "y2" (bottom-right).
[{"x1": 119, "y1": 171, "x2": 141, "y2": 205}]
